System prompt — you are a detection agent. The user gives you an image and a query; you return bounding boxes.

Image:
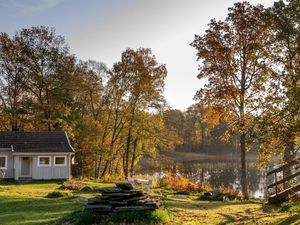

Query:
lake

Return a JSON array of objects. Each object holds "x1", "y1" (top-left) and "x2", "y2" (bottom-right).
[{"x1": 138, "y1": 151, "x2": 277, "y2": 198}]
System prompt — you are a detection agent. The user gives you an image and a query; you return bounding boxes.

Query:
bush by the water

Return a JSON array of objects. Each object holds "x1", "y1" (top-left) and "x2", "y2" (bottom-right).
[
  {"x1": 161, "y1": 174, "x2": 212, "y2": 192},
  {"x1": 198, "y1": 186, "x2": 241, "y2": 201},
  {"x1": 219, "y1": 186, "x2": 241, "y2": 200},
  {"x1": 59, "y1": 180, "x2": 84, "y2": 191},
  {"x1": 80, "y1": 186, "x2": 93, "y2": 192},
  {"x1": 46, "y1": 191, "x2": 73, "y2": 198}
]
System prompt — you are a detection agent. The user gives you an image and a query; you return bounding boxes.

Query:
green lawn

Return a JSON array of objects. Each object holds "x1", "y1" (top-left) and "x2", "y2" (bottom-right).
[
  {"x1": 0, "y1": 180, "x2": 299, "y2": 225},
  {"x1": 164, "y1": 196, "x2": 299, "y2": 225},
  {"x1": 0, "y1": 180, "x2": 112, "y2": 225}
]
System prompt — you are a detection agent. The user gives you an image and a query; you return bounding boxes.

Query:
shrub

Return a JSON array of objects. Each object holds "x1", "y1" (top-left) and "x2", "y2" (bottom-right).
[
  {"x1": 46, "y1": 191, "x2": 73, "y2": 198},
  {"x1": 219, "y1": 186, "x2": 241, "y2": 200},
  {"x1": 198, "y1": 187, "x2": 241, "y2": 201},
  {"x1": 59, "y1": 180, "x2": 84, "y2": 191},
  {"x1": 110, "y1": 208, "x2": 171, "y2": 224},
  {"x1": 197, "y1": 182, "x2": 213, "y2": 192},
  {"x1": 161, "y1": 174, "x2": 212, "y2": 192},
  {"x1": 80, "y1": 186, "x2": 93, "y2": 192},
  {"x1": 161, "y1": 174, "x2": 193, "y2": 191}
]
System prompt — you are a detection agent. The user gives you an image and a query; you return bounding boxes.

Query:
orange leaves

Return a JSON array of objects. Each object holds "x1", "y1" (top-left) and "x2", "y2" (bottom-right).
[
  {"x1": 200, "y1": 106, "x2": 232, "y2": 126},
  {"x1": 161, "y1": 174, "x2": 212, "y2": 192}
]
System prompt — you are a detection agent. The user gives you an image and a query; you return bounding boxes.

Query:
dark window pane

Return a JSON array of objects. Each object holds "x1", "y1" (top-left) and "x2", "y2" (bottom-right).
[
  {"x1": 0, "y1": 157, "x2": 6, "y2": 168},
  {"x1": 39, "y1": 157, "x2": 50, "y2": 165},
  {"x1": 55, "y1": 157, "x2": 65, "y2": 165}
]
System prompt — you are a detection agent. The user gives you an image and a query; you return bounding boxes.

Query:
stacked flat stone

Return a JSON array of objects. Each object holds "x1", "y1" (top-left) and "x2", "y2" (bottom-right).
[{"x1": 85, "y1": 182, "x2": 161, "y2": 213}]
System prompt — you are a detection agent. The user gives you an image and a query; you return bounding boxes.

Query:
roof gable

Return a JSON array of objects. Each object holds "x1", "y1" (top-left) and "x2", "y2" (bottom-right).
[{"x1": 0, "y1": 131, "x2": 74, "y2": 153}]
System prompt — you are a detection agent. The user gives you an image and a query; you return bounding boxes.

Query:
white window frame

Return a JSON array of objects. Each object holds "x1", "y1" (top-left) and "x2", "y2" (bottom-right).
[
  {"x1": 0, "y1": 155, "x2": 7, "y2": 170},
  {"x1": 37, "y1": 156, "x2": 51, "y2": 167},
  {"x1": 54, "y1": 156, "x2": 67, "y2": 167}
]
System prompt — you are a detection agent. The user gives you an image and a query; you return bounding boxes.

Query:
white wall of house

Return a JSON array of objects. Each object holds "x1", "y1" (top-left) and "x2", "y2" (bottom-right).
[
  {"x1": 12, "y1": 153, "x2": 72, "y2": 180},
  {"x1": 0, "y1": 149, "x2": 14, "y2": 178},
  {"x1": 31, "y1": 155, "x2": 70, "y2": 179}
]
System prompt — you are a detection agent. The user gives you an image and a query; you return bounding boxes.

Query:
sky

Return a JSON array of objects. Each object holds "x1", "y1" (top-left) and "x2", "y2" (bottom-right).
[{"x1": 0, "y1": 0, "x2": 275, "y2": 110}]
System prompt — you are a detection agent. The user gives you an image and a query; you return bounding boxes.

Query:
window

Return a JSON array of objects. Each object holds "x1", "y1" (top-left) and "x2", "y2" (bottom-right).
[
  {"x1": 0, "y1": 156, "x2": 7, "y2": 169},
  {"x1": 54, "y1": 156, "x2": 66, "y2": 166},
  {"x1": 38, "y1": 156, "x2": 51, "y2": 167}
]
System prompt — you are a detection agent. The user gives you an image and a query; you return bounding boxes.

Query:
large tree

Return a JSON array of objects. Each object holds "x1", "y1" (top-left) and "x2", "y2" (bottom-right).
[
  {"x1": 270, "y1": 0, "x2": 299, "y2": 161},
  {"x1": 109, "y1": 48, "x2": 167, "y2": 178},
  {"x1": 0, "y1": 33, "x2": 27, "y2": 131},
  {"x1": 15, "y1": 26, "x2": 75, "y2": 131},
  {"x1": 191, "y1": 2, "x2": 273, "y2": 199},
  {"x1": 252, "y1": 0, "x2": 300, "y2": 179}
]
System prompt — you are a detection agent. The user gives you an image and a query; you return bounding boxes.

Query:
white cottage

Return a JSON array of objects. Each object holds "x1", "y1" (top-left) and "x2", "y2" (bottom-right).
[{"x1": 0, "y1": 131, "x2": 75, "y2": 180}]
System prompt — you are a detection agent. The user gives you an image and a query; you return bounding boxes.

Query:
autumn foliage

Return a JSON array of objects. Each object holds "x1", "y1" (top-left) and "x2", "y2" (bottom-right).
[
  {"x1": 161, "y1": 174, "x2": 212, "y2": 192},
  {"x1": 219, "y1": 185, "x2": 242, "y2": 200}
]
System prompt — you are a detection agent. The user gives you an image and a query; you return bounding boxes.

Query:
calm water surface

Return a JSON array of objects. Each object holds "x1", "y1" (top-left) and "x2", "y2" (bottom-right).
[{"x1": 140, "y1": 153, "x2": 278, "y2": 198}]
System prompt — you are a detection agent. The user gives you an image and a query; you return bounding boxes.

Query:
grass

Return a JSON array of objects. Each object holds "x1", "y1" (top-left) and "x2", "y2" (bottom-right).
[
  {"x1": 164, "y1": 195, "x2": 297, "y2": 225},
  {"x1": 0, "y1": 180, "x2": 110, "y2": 225},
  {"x1": 0, "y1": 180, "x2": 299, "y2": 225},
  {"x1": 280, "y1": 201, "x2": 300, "y2": 212}
]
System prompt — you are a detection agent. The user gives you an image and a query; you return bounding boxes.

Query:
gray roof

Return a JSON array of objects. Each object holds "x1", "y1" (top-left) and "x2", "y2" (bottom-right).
[{"x1": 0, "y1": 131, "x2": 74, "y2": 153}]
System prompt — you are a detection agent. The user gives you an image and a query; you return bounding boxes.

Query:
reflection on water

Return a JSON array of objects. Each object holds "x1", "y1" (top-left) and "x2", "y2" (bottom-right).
[
  {"x1": 139, "y1": 154, "x2": 275, "y2": 198},
  {"x1": 161, "y1": 161, "x2": 267, "y2": 198}
]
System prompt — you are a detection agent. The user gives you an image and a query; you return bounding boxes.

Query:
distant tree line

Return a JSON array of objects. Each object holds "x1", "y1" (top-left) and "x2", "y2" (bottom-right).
[{"x1": 163, "y1": 105, "x2": 238, "y2": 154}]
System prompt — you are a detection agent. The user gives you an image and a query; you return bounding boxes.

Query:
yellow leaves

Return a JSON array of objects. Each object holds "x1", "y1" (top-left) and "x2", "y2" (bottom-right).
[
  {"x1": 201, "y1": 107, "x2": 232, "y2": 126},
  {"x1": 161, "y1": 173, "x2": 212, "y2": 192}
]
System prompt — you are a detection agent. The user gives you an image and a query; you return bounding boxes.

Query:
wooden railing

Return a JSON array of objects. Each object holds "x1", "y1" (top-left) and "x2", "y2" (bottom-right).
[{"x1": 267, "y1": 157, "x2": 300, "y2": 204}]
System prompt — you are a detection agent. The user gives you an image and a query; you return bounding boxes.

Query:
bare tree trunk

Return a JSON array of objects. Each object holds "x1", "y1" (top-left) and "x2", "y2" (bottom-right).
[
  {"x1": 94, "y1": 160, "x2": 98, "y2": 178},
  {"x1": 124, "y1": 108, "x2": 135, "y2": 179},
  {"x1": 240, "y1": 62, "x2": 249, "y2": 200},
  {"x1": 283, "y1": 141, "x2": 294, "y2": 189},
  {"x1": 283, "y1": 143, "x2": 293, "y2": 177},
  {"x1": 96, "y1": 156, "x2": 102, "y2": 179},
  {"x1": 114, "y1": 158, "x2": 120, "y2": 176},
  {"x1": 201, "y1": 168, "x2": 204, "y2": 183},
  {"x1": 130, "y1": 138, "x2": 138, "y2": 176},
  {"x1": 124, "y1": 127, "x2": 132, "y2": 179},
  {"x1": 240, "y1": 132, "x2": 249, "y2": 200},
  {"x1": 101, "y1": 160, "x2": 110, "y2": 178}
]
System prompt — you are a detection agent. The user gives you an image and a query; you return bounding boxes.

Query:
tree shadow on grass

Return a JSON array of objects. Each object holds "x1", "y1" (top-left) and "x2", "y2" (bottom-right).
[
  {"x1": 165, "y1": 198, "x2": 260, "y2": 211},
  {"x1": 261, "y1": 203, "x2": 282, "y2": 213},
  {"x1": 51, "y1": 210, "x2": 103, "y2": 225},
  {"x1": 0, "y1": 179, "x2": 64, "y2": 186},
  {"x1": 217, "y1": 211, "x2": 273, "y2": 225},
  {"x1": 217, "y1": 213, "x2": 236, "y2": 224},
  {"x1": 165, "y1": 199, "x2": 291, "y2": 225},
  {"x1": 273, "y1": 214, "x2": 300, "y2": 225}
]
